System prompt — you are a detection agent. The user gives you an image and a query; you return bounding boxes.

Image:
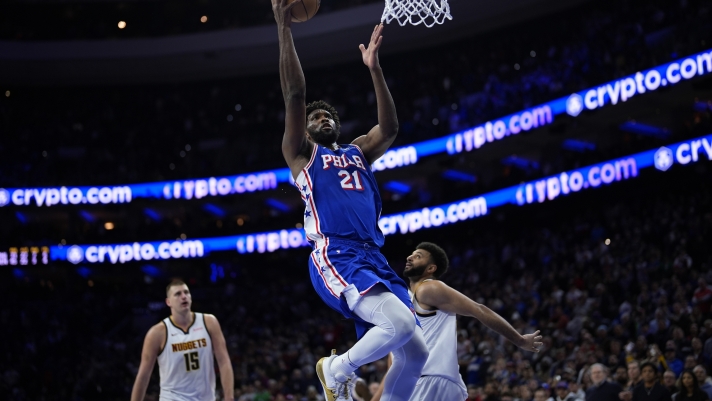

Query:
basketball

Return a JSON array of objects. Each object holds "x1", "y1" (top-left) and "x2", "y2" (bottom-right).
[{"x1": 290, "y1": 0, "x2": 320, "y2": 23}]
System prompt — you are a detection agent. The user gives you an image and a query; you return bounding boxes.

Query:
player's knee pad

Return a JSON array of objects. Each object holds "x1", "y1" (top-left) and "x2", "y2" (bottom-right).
[
  {"x1": 375, "y1": 294, "x2": 417, "y2": 346},
  {"x1": 392, "y1": 327, "x2": 428, "y2": 368},
  {"x1": 357, "y1": 286, "x2": 416, "y2": 345},
  {"x1": 408, "y1": 328, "x2": 429, "y2": 369}
]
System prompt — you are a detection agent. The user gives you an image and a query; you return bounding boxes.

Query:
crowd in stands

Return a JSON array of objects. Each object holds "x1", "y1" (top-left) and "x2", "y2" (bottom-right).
[
  {"x1": 3, "y1": 1, "x2": 712, "y2": 399},
  {"x1": 0, "y1": 0, "x2": 381, "y2": 41},
  {"x1": 3, "y1": 163, "x2": 712, "y2": 400},
  {"x1": 1, "y1": 0, "x2": 709, "y2": 189}
]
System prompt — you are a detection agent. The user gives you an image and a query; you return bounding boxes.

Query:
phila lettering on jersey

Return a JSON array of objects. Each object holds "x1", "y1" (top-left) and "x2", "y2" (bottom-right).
[
  {"x1": 411, "y1": 284, "x2": 468, "y2": 397},
  {"x1": 157, "y1": 312, "x2": 216, "y2": 401},
  {"x1": 295, "y1": 144, "x2": 384, "y2": 249}
]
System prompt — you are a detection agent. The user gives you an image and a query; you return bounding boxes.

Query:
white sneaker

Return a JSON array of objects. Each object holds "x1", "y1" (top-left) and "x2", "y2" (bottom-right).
[
  {"x1": 316, "y1": 350, "x2": 354, "y2": 401},
  {"x1": 333, "y1": 372, "x2": 357, "y2": 401}
]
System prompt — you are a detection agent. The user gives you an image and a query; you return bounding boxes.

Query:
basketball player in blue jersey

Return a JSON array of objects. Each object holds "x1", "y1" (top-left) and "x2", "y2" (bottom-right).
[
  {"x1": 131, "y1": 280, "x2": 234, "y2": 401},
  {"x1": 369, "y1": 242, "x2": 543, "y2": 401},
  {"x1": 272, "y1": 1, "x2": 428, "y2": 401}
]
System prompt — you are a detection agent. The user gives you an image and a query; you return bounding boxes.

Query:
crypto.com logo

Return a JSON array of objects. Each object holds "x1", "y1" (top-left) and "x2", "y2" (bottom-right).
[
  {"x1": 0, "y1": 189, "x2": 9, "y2": 207},
  {"x1": 67, "y1": 245, "x2": 85, "y2": 264},
  {"x1": 566, "y1": 94, "x2": 584, "y2": 117},
  {"x1": 654, "y1": 147, "x2": 674, "y2": 171}
]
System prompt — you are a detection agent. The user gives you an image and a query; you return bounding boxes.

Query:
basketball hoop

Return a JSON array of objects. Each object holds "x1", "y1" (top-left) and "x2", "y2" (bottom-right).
[{"x1": 381, "y1": 0, "x2": 452, "y2": 28}]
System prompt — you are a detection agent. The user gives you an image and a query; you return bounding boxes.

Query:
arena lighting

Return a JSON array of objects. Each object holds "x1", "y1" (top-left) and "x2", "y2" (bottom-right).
[
  {"x1": 4, "y1": 49, "x2": 712, "y2": 209},
  {"x1": 383, "y1": 181, "x2": 411, "y2": 195},
  {"x1": 15, "y1": 211, "x2": 27, "y2": 224},
  {"x1": 144, "y1": 208, "x2": 161, "y2": 221},
  {"x1": 619, "y1": 122, "x2": 671, "y2": 138},
  {"x1": 265, "y1": 198, "x2": 292, "y2": 212},
  {"x1": 562, "y1": 139, "x2": 596, "y2": 153},
  {"x1": 442, "y1": 169, "x2": 477, "y2": 183},
  {"x1": 118, "y1": 21, "x2": 126, "y2": 29},
  {"x1": 80, "y1": 210, "x2": 95, "y2": 222},
  {"x1": 694, "y1": 101, "x2": 712, "y2": 111},
  {"x1": 48, "y1": 134, "x2": 712, "y2": 263},
  {"x1": 202, "y1": 203, "x2": 226, "y2": 218},
  {"x1": 104, "y1": 222, "x2": 115, "y2": 230},
  {"x1": 501, "y1": 155, "x2": 539, "y2": 172}
]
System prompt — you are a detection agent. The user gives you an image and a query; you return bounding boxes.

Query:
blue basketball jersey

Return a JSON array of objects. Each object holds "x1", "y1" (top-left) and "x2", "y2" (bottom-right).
[{"x1": 295, "y1": 144, "x2": 385, "y2": 248}]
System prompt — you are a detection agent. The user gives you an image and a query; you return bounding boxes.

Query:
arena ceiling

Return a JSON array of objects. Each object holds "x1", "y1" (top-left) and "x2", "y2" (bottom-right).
[{"x1": 0, "y1": 0, "x2": 591, "y2": 85}]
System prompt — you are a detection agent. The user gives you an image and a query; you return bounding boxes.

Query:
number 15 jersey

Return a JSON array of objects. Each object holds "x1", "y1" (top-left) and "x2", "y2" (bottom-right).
[
  {"x1": 295, "y1": 144, "x2": 385, "y2": 248},
  {"x1": 157, "y1": 312, "x2": 215, "y2": 401}
]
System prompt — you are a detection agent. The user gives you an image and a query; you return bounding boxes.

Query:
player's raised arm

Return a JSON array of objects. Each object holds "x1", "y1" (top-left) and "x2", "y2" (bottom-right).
[
  {"x1": 131, "y1": 323, "x2": 165, "y2": 401},
  {"x1": 205, "y1": 314, "x2": 234, "y2": 401},
  {"x1": 352, "y1": 24, "x2": 399, "y2": 164},
  {"x1": 272, "y1": 0, "x2": 312, "y2": 179},
  {"x1": 417, "y1": 281, "x2": 543, "y2": 353}
]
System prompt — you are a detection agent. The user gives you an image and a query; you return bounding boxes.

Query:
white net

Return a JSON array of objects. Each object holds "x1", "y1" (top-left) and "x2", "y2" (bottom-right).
[{"x1": 381, "y1": 0, "x2": 452, "y2": 28}]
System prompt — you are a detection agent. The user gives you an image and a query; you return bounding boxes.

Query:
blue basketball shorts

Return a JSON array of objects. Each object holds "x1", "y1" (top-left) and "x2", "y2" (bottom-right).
[{"x1": 308, "y1": 237, "x2": 418, "y2": 338}]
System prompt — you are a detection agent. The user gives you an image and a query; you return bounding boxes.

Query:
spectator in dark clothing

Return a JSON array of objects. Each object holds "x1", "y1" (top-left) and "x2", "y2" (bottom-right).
[
  {"x1": 665, "y1": 343, "x2": 685, "y2": 377},
  {"x1": 632, "y1": 362, "x2": 672, "y2": 401},
  {"x1": 556, "y1": 381, "x2": 582, "y2": 401},
  {"x1": 622, "y1": 361, "x2": 644, "y2": 401},
  {"x1": 283, "y1": 369, "x2": 309, "y2": 396},
  {"x1": 587, "y1": 364, "x2": 623, "y2": 401},
  {"x1": 485, "y1": 381, "x2": 502, "y2": 401},
  {"x1": 534, "y1": 388, "x2": 550, "y2": 401},
  {"x1": 673, "y1": 370, "x2": 710, "y2": 401},
  {"x1": 664, "y1": 370, "x2": 679, "y2": 395},
  {"x1": 693, "y1": 366, "x2": 712, "y2": 400},
  {"x1": 692, "y1": 279, "x2": 712, "y2": 315}
]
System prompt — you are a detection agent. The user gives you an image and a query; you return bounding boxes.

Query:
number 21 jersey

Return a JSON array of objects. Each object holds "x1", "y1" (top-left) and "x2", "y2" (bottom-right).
[{"x1": 295, "y1": 144, "x2": 384, "y2": 248}]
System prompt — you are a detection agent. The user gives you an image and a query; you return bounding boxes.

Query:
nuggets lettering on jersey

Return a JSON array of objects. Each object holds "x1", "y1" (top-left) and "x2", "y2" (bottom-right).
[
  {"x1": 158, "y1": 313, "x2": 215, "y2": 401},
  {"x1": 296, "y1": 144, "x2": 385, "y2": 248},
  {"x1": 171, "y1": 338, "x2": 208, "y2": 352}
]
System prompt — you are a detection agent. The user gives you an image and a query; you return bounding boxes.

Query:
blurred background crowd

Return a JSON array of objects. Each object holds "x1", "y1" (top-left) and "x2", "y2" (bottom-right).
[
  {"x1": 2, "y1": 0, "x2": 712, "y2": 400},
  {"x1": 3, "y1": 161, "x2": 712, "y2": 400}
]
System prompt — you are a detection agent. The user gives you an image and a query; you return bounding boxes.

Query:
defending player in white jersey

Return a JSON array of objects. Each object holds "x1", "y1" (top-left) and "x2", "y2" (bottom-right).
[
  {"x1": 370, "y1": 242, "x2": 543, "y2": 401},
  {"x1": 131, "y1": 279, "x2": 234, "y2": 401}
]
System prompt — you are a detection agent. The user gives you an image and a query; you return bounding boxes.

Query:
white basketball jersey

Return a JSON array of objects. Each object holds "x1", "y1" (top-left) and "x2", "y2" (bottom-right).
[
  {"x1": 157, "y1": 312, "x2": 216, "y2": 401},
  {"x1": 411, "y1": 281, "x2": 467, "y2": 392}
]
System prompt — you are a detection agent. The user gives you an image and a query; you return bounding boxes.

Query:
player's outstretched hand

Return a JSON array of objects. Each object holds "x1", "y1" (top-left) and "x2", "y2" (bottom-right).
[
  {"x1": 360, "y1": 23, "x2": 384, "y2": 70},
  {"x1": 272, "y1": 0, "x2": 301, "y2": 27},
  {"x1": 519, "y1": 330, "x2": 543, "y2": 353}
]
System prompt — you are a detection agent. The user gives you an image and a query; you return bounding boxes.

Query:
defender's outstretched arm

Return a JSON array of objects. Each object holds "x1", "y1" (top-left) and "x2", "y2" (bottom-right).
[
  {"x1": 272, "y1": 0, "x2": 312, "y2": 178},
  {"x1": 418, "y1": 281, "x2": 543, "y2": 353},
  {"x1": 352, "y1": 24, "x2": 399, "y2": 164}
]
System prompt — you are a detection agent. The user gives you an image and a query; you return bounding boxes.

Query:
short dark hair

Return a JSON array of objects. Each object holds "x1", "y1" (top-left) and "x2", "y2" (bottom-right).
[
  {"x1": 306, "y1": 100, "x2": 341, "y2": 130},
  {"x1": 166, "y1": 279, "x2": 187, "y2": 296},
  {"x1": 416, "y1": 242, "x2": 449, "y2": 278},
  {"x1": 640, "y1": 362, "x2": 657, "y2": 374}
]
